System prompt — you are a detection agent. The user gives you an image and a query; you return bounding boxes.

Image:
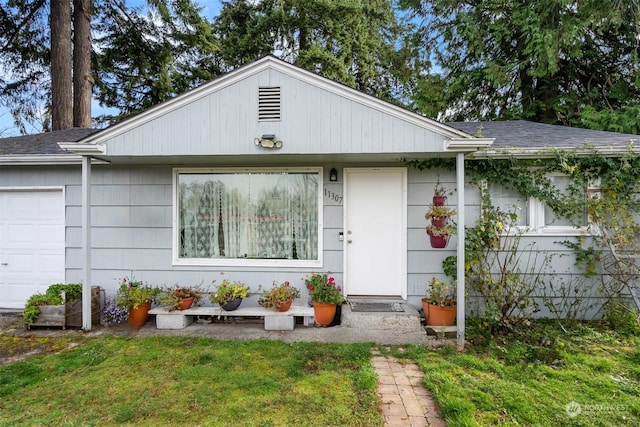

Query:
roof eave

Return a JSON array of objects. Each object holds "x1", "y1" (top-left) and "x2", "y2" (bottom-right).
[
  {"x1": 469, "y1": 144, "x2": 640, "y2": 159},
  {"x1": 445, "y1": 138, "x2": 495, "y2": 152},
  {"x1": 0, "y1": 154, "x2": 108, "y2": 165},
  {"x1": 58, "y1": 142, "x2": 106, "y2": 155}
]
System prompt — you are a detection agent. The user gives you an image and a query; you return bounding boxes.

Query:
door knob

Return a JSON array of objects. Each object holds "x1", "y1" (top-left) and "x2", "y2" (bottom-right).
[
  {"x1": 347, "y1": 240, "x2": 352, "y2": 243},
  {"x1": 1, "y1": 263, "x2": 7, "y2": 266}
]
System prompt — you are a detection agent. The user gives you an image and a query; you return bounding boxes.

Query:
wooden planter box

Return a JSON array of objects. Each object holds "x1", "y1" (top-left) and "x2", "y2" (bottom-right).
[
  {"x1": 26, "y1": 286, "x2": 101, "y2": 329},
  {"x1": 65, "y1": 286, "x2": 100, "y2": 328}
]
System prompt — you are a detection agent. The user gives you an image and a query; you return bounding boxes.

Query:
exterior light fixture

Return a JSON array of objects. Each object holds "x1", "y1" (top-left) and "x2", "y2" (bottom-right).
[
  {"x1": 329, "y1": 167, "x2": 338, "y2": 182},
  {"x1": 254, "y1": 134, "x2": 283, "y2": 149}
]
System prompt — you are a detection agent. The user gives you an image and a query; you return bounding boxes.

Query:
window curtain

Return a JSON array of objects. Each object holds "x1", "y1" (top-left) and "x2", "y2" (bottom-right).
[{"x1": 179, "y1": 172, "x2": 318, "y2": 260}]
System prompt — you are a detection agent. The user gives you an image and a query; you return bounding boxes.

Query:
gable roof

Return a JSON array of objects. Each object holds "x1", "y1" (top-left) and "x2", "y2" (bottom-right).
[
  {"x1": 448, "y1": 120, "x2": 639, "y2": 151},
  {"x1": 80, "y1": 56, "x2": 474, "y2": 149}
]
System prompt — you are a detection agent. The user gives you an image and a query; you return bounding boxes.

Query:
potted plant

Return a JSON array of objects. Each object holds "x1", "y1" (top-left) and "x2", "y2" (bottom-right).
[
  {"x1": 421, "y1": 277, "x2": 456, "y2": 326},
  {"x1": 115, "y1": 278, "x2": 160, "y2": 329},
  {"x1": 258, "y1": 281, "x2": 301, "y2": 312},
  {"x1": 210, "y1": 279, "x2": 250, "y2": 311},
  {"x1": 426, "y1": 224, "x2": 457, "y2": 248},
  {"x1": 23, "y1": 283, "x2": 99, "y2": 328},
  {"x1": 425, "y1": 205, "x2": 456, "y2": 227},
  {"x1": 23, "y1": 293, "x2": 66, "y2": 326},
  {"x1": 304, "y1": 273, "x2": 346, "y2": 326},
  {"x1": 160, "y1": 283, "x2": 205, "y2": 311},
  {"x1": 433, "y1": 180, "x2": 452, "y2": 206}
]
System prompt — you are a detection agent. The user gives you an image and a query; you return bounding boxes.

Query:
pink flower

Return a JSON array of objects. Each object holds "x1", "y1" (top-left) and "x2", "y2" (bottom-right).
[
  {"x1": 307, "y1": 285, "x2": 313, "y2": 290},
  {"x1": 328, "y1": 277, "x2": 335, "y2": 284}
]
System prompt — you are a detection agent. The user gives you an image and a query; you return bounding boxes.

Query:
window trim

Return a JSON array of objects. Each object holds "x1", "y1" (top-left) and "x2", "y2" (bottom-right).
[
  {"x1": 172, "y1": 167, "x2": 323, "y2": 268},
  {"x1": 520, "y1": 174, "x2": 593, "y2": 236}
]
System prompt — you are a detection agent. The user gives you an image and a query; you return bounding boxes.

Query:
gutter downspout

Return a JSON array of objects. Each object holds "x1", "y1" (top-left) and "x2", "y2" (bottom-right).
[
  {"x1": 81, "y1": 155, "x2": 92, "y2": 331},
  {"x1": 456, "y1": 152, "x2": 465, "y2": 349}
]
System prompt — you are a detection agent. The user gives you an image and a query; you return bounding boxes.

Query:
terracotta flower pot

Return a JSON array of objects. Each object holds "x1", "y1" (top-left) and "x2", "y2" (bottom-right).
[
  {"x1": 313, "y1": 302, "x2": 337, "y2": 326},
  {"x1": 127, "y1": 301, "x2": 151, "y2": 329},
  {"x1": 221, "y1": 298, "x2": 242, "y2": 311},
  {"x1": 177, "y1": 297, "x2": 194, "y2": 311},
  {"x1": 277, "y1": 300, "x2": 292, "y2": 312},
  {"x1": 422, "y1": 298, "x2": 456, "y2": 326}
]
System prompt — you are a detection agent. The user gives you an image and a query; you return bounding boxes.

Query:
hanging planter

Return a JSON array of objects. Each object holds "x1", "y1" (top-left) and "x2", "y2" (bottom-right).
[
  {"x1": 431, "y1": 216, "x2": 448, "y2": 227},
  {"x1": 433, "y1": 195, "x2": 446, "y2": 206},
  {"x1": 428, "y1": 233, "x2": 449, "y2": 248},
  {"x1": 432, "y1": 180, "x2": 451, "y2": 206},
  {"x1": 425, "y1": 199, "x2": 456, "y2": 249},
  {"x1": 426, "y1": 225, "x2": 456, "y2": 249}
]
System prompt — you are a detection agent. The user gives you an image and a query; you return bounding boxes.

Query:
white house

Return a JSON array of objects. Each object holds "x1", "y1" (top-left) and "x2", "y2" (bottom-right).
[{"x1": 1, "y1": 57, "x2": 638, "y2": 339}]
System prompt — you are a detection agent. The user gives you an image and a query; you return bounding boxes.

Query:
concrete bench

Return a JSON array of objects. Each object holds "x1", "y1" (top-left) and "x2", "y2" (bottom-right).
[{"x1": 148, "y1": 305, "x2": 315, "y2": 331}]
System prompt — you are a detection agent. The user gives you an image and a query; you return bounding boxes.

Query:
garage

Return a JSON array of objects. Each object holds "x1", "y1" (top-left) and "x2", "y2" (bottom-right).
[{"x1": 0, "y1": 189, "x2": 65, "y2": 308}]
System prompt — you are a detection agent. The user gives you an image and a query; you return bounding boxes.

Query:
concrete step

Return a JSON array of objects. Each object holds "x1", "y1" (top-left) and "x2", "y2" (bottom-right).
[{"x1": 341, "y1": 303, "x2": 423, "y2": 332}]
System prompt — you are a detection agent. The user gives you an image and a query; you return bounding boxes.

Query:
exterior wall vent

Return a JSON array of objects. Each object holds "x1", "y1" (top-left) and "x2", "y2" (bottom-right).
[{"x1": 258, "y1": 87, "x2": 281, "y2": 121}]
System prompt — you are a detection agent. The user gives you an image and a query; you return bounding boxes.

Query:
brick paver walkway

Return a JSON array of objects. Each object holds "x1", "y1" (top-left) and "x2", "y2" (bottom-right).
[{"x1": 372, "y1": 348, "x2": 447, "y2": 427}]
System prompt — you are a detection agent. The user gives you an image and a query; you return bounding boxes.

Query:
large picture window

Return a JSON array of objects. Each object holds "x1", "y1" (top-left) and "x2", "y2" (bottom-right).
[{"x1": 174, "y1": 168, "x2": 322, "y2": 266}]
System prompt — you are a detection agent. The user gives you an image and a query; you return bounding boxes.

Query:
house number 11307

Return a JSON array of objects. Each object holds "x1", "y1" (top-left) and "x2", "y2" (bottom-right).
[{"x1": 324, "y1": 187, "x2": 343, "y2": 204}]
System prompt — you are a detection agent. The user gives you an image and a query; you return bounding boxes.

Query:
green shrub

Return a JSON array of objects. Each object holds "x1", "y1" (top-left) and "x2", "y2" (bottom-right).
[{"x1": 23, "y1": 283, "x2": 83, "y2": 323}]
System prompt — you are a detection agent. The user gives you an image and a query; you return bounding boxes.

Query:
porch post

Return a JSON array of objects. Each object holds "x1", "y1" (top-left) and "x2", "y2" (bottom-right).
[
  {"x1": 456, "y1": 152, "x2": 465, "y2": 349},
  {"x1": 81, "y1": 155, "x2": 92, "y2": 331}
]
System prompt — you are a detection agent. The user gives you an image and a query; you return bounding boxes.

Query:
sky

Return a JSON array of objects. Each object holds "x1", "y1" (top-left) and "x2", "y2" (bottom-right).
[{"x1": 0, "y1": 0, "x2": 223, "y2": 137}]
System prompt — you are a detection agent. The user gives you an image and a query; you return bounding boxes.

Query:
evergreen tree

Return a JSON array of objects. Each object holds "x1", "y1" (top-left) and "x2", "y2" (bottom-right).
[{"x1": 402, "y1": 0, "x2": 640, "y2": 132}]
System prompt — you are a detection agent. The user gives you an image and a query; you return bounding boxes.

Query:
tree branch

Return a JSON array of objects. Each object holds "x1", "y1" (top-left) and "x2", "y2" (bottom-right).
[{"x1": 0, "y1": 0, "x2": 47, "y2": 53}]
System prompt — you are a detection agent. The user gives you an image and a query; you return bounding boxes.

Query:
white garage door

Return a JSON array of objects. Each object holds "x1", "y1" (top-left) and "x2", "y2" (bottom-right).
[{"x1": 0, "y1": 189, "x2": 65, "y2": 308}]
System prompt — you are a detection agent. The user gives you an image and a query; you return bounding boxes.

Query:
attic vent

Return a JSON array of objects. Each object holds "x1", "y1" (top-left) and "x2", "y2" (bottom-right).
[{"x1": 258, "y1": 87, "x2": 281, "y2": 120}]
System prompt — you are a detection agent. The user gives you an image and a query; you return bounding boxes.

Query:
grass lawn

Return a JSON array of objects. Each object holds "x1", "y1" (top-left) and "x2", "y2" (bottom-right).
[
  {"x1": 0, "y1": 336, "x2": 383, "y2": 426},
  {"x1": 1, "y1": 322, "x2": 638, "y2": 426},
  {"x1": 396, "y1": 322, "x2": 640, "y2": 426}
]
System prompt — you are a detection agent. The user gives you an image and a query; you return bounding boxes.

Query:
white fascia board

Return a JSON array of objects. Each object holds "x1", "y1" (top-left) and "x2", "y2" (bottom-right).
[
  {"x1": 0, "y1": 155, "x2": 108, "y2": 165},
  {"x1": 81, "y1": 57, "x2": 473, "y2": 145},
  {"x1": 58, "y1": 142, "x2": 106, "y2": 155},
  {"x1": 445, "y1": 138, "x2": 495, "y2": 151}
]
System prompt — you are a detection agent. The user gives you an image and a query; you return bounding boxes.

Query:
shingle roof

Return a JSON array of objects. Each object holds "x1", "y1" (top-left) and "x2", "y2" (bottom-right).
[
  {"x1": 0, "y1": 128, "x2": 100, "y2": 155},
  {"x1": 447, "y1": 120, "x2": 639, "y2": 150}
]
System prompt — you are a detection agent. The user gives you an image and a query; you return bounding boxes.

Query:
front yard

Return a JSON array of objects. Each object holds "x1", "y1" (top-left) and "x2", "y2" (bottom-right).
[{"x1": 0, "y1": 320, "x2": 638, "y2": 426}]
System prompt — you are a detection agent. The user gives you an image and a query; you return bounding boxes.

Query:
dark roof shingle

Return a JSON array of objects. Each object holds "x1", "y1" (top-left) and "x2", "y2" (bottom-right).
[
  {"x1": 447, "y1": 120, "x2": 639, "y2": 150},
  {"x1": 0, "y1": 128, "x2": 100, "y2": 155}
]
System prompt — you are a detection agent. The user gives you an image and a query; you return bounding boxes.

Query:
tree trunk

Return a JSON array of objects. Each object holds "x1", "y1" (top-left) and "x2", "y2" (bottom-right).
[
  {"x1": 73, "y1": 0, "x2": 92, "y2": 128},
  {"x1": 51, "y1": 0, "x2": 73, "y2": 130}
]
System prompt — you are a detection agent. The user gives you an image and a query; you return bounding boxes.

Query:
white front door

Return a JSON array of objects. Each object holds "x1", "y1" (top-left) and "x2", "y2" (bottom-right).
[
  {"x1": 344, "y1": 168, "x2": 406, "y2": 298},
  {"x1": 0, "y1": 189, "x2": 65, "y2": 308}
]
